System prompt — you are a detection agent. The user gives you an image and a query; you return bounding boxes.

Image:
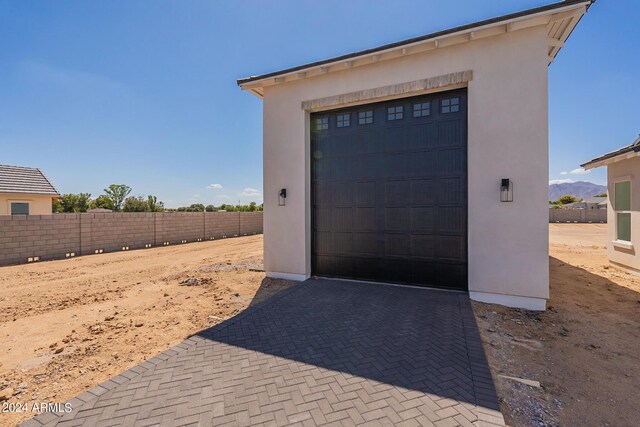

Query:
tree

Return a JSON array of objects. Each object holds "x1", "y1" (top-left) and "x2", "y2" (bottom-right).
[
  {"x1": 58, "y1": 193, "x2": 91, "y2": 212},
  {"x1": 90, "y1": 195, "x2": 115, "y2": 210},
  {"x1": 52, "y1": 199, "x2": 64, "y2": 213},
  {"x1": 147, "y1": 195, "x2": 165, "y2": 212},
  {"x1": 122, "y1": 196, "x2": 148, "y2": 212},
  {"x1": 248, "y1": 202, "x2": 257, "y2": 212},
  {"x1": 205, "y1": 204, "x2": 216, "y2": 212},
  {"x1": 593, "y1": 193, "x2": 607, "y2": 198},
  {"x1": 558, "y1": 195, "x2": 580, "y2": 205},
  {"x1": 104, "y1": 184, "x2": 131, "y2": 211}
]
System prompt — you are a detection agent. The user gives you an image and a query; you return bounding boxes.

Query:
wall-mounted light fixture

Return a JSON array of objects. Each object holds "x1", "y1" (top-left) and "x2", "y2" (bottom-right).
[
  {"x1": 278, "y1": 188, "x2": 287, "y2": 206},
  {"x1": 501, "y1": 179, "x2": 513, "y2": 202}
]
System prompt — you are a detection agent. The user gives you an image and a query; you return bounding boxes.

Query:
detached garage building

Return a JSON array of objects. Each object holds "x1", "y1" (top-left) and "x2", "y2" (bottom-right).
[{"x1": 238, "y1": 0, "x2": 593, "y2": 310}]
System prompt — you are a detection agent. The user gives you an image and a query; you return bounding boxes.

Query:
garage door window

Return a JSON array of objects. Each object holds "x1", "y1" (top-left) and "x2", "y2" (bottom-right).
[
  {"x1": 441, "y1": 97, "x2": 460, "y2": 113},
  {"x1": 11, "y1": 202, "x2": 29, "y2": 215},
  {"x1": 314, "y1": 117, "x2": 329, "y2": 131},
  {"x1": 358, "y1": 111, "x2": 373, "y2": 125},
  {"x1": 387, "y1": 106, "x2": 403, "y2": 121},
  {"x1": 413, "y1": 102, "x2": 430, "y2": 117},
  {"x1": 614, "y1": 180, "x2": 631, "y2": 242},
  {"x1": 337, "y1": 114, "x2": 350, "y2": 127}
]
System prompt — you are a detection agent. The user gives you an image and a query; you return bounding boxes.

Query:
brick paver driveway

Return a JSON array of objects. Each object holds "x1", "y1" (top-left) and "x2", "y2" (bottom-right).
[{"x1": 24, "y1": 279, "x2": 504, "y2": 427}]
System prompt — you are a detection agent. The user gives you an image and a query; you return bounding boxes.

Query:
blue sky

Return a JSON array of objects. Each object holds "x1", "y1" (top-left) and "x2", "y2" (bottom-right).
[{"x1": 1, "y1": 1, "x2": 637, "y2": 207}]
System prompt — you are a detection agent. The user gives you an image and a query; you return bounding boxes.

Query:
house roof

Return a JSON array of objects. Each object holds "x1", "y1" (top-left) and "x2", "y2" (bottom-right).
[
  {"x1": 0, "y1": 165, "x2": 60, "y2": 196},
  {"x1": 237, "y1": 0, "x2": 593, "y2": 97},
  {"x1": 583, "y1": 196, "x2": 607, "y2": 204},
  {"x1": 582, "y1": 135, "x2": 640, "y2": 169}
]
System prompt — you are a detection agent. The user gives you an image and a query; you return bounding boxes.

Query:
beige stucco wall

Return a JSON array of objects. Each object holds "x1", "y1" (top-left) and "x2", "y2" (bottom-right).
[
  {"x1": 261, "y1": 25, "x2": 550, "y2": 308},
  {"x1": 607, "y1": 157, "x2": 640, "y2": 272},
  {"x1": 0, "y1": 193, "x2": 54, "y2": 215}
]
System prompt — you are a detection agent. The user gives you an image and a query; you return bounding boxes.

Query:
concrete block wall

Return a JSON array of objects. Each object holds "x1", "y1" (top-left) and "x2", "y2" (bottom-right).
[
  {"x1": 240, "y1": 212, "x2": 263, "y2": 235},
  {"x1": 0, "y1": 212, "x2": 263, "y2": 266},
  {"x1": 205, "y1": 212, "x2": 241, "y2": 239},
  {"x1": 549, "y1": 209, "x2": 607, "y2": 223},
  {"x1": 0, "y1": 214, "x2": 80, "y2": 266},
  {"x1": 82, "y1": 213, "x2": 155, "y2": 253},
  {"x1": 156, "y1": 212, "x2": 205, "y2": 244}
]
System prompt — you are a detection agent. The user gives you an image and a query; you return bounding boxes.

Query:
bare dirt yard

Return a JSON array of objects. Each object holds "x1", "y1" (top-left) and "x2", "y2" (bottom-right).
[
  {"x1": 474, "y1": 224, "x2": 640, "y2": 427},
  {"x1": 0, "y1": 235, "x2": 293, "y2": 427}
]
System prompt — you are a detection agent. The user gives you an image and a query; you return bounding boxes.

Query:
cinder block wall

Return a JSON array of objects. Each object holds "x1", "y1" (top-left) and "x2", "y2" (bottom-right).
[
  {"x1": 549, "y1": 209, "x2": 607, "y2": 223},
  {"x1": 0, "y1": 212, "x2": 263, "y2": 266}
]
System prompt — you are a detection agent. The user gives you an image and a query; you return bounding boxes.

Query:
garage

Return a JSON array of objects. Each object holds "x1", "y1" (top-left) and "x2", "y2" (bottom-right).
[
  {"x1": 311, "y1": 90, "x2": 467, "y2": 290},
  {"x1": 237, "y1": 0, "x2": 593, "y2": 309}
]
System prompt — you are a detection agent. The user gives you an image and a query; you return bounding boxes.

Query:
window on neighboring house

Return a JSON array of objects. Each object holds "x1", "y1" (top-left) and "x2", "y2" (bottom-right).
[
  {"x1": 413, "y1": 102, "x2": 430, "y2": 117},
  {"x1": 614, "y1": 180, "x2": 631, "y2": 242},
  {"x1": 336, "y1": 113, "x2": 350, "y2": 128},
  {"x1": 441, "y1": 97, "x2": 460, "y2": 113},
  {"x1": 358, "y1": 110, "x2": 373, "y2": 125},
  {"x1": 387, "y1": 106, "x2": 403, "y2": 121},
  {"x1": 315, "y1": 117, "x2": 329, "y2": 131},
  {"x1": 11, "y1": 202, "x2": 29, "y2": 215}
]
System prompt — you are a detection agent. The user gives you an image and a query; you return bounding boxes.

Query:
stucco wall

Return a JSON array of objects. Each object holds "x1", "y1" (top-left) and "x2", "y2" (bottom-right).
[
  {"x1": 261, "y1": 25, "x2": 550, "y2": 307},
  {"x1": 0, "y1": 193, "x2": 54, "y2": 215},
  {"x1": 607, "y1": 158, "x2": 640, "y2": 272}
]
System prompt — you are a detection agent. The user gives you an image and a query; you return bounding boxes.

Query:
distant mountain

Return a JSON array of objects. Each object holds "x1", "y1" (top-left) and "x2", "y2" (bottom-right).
[{"x1": 549, "y1": 181, "x2": 607, "y2": 201}]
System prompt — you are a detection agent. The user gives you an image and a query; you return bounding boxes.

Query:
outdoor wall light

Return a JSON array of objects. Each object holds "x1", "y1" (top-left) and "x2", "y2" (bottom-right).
[
  {"x1": 501, "y1": 179, "x2": 513, "y2": 202},
  {"x1": 278, "y1": 188, "x2": 287, "y2": 206}
]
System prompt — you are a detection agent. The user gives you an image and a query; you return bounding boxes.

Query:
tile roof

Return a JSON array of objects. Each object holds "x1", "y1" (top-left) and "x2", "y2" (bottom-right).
[
  {"x1": 582, "y1": 135, "x2": 640, "y2": 168},
  {"x1": 0, "y1": 164, "x2": 60, "y2": 196}
]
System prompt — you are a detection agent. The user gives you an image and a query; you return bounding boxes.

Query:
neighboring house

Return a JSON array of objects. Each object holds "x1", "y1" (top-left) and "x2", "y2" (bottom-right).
[
  {"x1": 565, "y1": 196, "x2": 608, "y2": 209},
  {"x1": 0, "y1": 165, "x2": 60, "y2": 215},
  {"x1": 237, "y1": 0, "x2": 593, "y2": 310},
  {"x1": 87, "y1": 208, "x2": 113, "y2": 213},
  {"x1": 582, "y1": 135, "x2": 640, "y2": 274}
]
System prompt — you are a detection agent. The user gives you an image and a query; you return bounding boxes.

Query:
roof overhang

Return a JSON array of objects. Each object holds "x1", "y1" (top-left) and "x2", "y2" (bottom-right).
[
  {"x1": 582, "y1": 136, "x2": 640, "y2": 170},
  {"x1": 237, "y1": 0, "x2": 593, "y2": 98}
]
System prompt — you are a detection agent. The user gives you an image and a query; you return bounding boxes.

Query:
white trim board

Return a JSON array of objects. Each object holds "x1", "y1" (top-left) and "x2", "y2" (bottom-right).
[
  {"x1": 266, "y1": 272, "x2": 310, "y2": 282},
  {"x1": 470, "y1": 291, "x2": 547, "y2": 311}
]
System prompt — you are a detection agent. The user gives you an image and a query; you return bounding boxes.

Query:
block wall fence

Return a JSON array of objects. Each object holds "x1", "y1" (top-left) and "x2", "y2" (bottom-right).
[
  {"x1": 549, "y1": 209, "x2": 607, "y2": 223},
  {"x1": 0, "y1": 211, "x2": 263, "y2": 266}
]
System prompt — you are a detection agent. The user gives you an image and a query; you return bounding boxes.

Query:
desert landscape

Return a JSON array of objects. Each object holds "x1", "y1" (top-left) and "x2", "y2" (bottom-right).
[
  {"x1": 475, "y1": 224, "x2": 640, "y2": 426},
  {"x1": 1, "y1": 226, "x2": 639, "y2": 426},
  {"x1": 0, "y1": 236, "x2": 293, "y2": 426}
]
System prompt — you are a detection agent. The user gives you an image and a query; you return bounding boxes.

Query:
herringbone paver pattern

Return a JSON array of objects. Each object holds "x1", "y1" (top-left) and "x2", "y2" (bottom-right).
[{"x1": 23, "y1": 279, "x2": 504, "y2": 426}]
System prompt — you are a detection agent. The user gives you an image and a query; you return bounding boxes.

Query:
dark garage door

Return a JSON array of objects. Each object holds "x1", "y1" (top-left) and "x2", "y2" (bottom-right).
[{"x1": 311, "y1": 89, "x2": 467, "y2": 290}]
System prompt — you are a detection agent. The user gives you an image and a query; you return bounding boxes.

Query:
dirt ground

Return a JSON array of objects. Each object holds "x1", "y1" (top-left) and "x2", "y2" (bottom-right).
[
  {"x1": 0, "y1": 235, "x2": 294, "y2": 427},
  {"x1": 1, "y1": 227, "x2": 639, "y2": 426},
  {"x1": 474, "y1": 224, "x2": 640, "y2": 427}
]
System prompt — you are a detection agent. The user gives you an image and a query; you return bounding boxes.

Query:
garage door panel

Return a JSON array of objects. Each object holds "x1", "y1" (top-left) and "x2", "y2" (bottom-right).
[
  {"x1": 385, "y1": 207, "x2": 410, "y2": 231},
  {"x1": 436, "y1": 207, "x2": 465, "y2": 234},
  {"x1": 411, "y1": 180, "x2": 438, "y2": 204},
  {"x1": 333, "y1": 232, "x2": 353, "y2": 255},
  {"x1": 385, "y1": 234, "x2": 410, "y2": 257},
  {"x1": 312, "y1": 89, "x2": 467, "y2": 290},
  {"x1": 353, "y1": 233, "x2": 378, "y2": 255},
  {"x1": 384, "y1": 153, "x2": 411, "y2": 179},
  {"x1": 385, "y1": 181, "x2": 411, "y2": 205},
  {"x1": 438, "y1": 178, "x2": 464, "y2": 203},
  {"x1": 332, "y1": 182, "x2": 354, "y2": 206},
  {"x1": 437, "y1": 148, "x2": 465, "y2": 175},
  {"x1": 436, "y1": 235, "x2": 466, "y2": 260},
  {"x1": 314, "y1": 208, "x2": 332, "y2": 231},
  {"x1": 378, "y1": 259, "x2": 410, "y2": 283},
  {"x1": 356, "y1": 181, "x2": 376, "y2": 205},
  {"x1": 438, "y1": 120, "x2": 464, "y2": 147},
  {"x1": 354, "y1": 207, "x2": 376, "y2": 231},
  {"x1": 331, "y1": 208, "x2": 353, "y2": 231},
  {"x1": 314, "y1": 231, "x2": 332, "y2": 253},
  {"x1": 411, "y1": 235, "x2": 436, "y2": 258}
]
